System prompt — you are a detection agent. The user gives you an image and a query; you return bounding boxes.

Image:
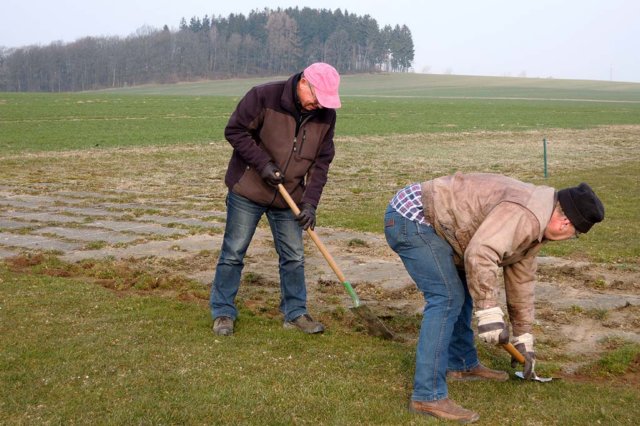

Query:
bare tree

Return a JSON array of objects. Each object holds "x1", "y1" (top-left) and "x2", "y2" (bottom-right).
[
  {"x1": 0, "y1": 8, "x2": 415, "y2": 92},
  {"x1": 266, "y1": 11, "x2": 301, "y2": 74}
]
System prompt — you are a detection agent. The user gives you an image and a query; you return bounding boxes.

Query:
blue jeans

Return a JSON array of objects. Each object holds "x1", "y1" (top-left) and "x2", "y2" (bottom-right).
[
  {"x1": 384, "y1": 206, "x2": 478, "y2": 402},
  {"x1": 210, "y1": 191, "x2": 307, "y2": 322}
]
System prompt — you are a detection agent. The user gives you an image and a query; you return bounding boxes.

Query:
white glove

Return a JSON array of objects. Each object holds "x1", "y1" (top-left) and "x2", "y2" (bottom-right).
[
  {"x1": 511, "y1": 333, "x2": 536, "y2": 379},
  {"x1": 475, "y1": 307, "x2": 509, "y2": 345}
]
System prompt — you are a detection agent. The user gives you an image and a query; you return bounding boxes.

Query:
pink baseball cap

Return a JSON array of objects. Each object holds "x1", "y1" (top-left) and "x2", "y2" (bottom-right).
[{"x1": 303, "y1": 62, "x2": 341, "y2": 109}]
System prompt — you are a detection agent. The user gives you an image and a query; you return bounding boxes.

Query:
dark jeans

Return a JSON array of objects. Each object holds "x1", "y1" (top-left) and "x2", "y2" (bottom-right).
[{"x1": 210, "y1": 192, "x2": 307, "y2": 322}]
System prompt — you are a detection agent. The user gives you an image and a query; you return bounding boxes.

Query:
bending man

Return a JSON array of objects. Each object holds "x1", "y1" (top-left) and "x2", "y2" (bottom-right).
[{"x1": 384, "y1": 172, "x2": 604, "y2": 423}]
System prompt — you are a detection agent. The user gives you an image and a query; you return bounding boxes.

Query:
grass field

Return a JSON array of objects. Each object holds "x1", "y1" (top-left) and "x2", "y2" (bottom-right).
[
  {"x1": 100, "y1": 73, "x2": 640, "y2": 101},
  {"x1": 1, "y1": 74, "x2": 640, "y2": 424},
  {"x1": 2, "y1": 73, "x2": 640, "y2": 153},
  {"x1": 2, "y1": 266, "x2": 638, "y2": 425},
  {"x1": 4, "y1": 94, "x2": 640, "y2": 152}
]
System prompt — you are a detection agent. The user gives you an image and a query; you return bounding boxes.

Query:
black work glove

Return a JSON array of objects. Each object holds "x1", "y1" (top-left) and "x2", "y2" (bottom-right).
[
  {"x1": 475, "y1": 307, "x2": 510, "y2": 345},
  {"x1": 260, "y1": 162, "x2": 284, "y2": 187},
  {"x1": 296, "y1": 203, "x2": 316, "y2": 230},
  {"x1": 511, "y1": 333, "x2": 536, "y2": 379}
]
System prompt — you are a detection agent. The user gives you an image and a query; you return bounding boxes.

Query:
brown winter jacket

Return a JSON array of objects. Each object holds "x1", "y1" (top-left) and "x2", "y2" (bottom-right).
[
  {"x1": 421, "y1": 173, "x2": 556, "y2": 335},
  {"x1": 224, "y1": 72, "x2": 336, "y2": 209}
]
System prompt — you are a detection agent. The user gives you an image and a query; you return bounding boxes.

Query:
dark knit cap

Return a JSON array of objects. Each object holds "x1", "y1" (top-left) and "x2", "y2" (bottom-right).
[{"x1": 557, "y1": 183, "x2": 605, "y2": 233}]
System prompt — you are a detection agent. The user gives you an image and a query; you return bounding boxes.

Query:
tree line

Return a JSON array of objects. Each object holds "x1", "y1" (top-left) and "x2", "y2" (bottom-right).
[{"x1": 0, "y1": 7, "x2": 414, "y2": 92}]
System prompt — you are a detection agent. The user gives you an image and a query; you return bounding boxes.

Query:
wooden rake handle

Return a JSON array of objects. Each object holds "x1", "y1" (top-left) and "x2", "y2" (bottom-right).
[
  {"x1": 502, "y1": 343, "x2": 526, "y2": 364},
  {"x1": 276, "y1": 184, "x2": 348, "y2": 284}
]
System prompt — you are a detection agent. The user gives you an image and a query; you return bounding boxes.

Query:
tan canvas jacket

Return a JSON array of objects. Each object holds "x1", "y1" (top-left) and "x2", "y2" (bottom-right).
[{"x1": 421, "y1": 173, "x2": 555, "y2": 334}]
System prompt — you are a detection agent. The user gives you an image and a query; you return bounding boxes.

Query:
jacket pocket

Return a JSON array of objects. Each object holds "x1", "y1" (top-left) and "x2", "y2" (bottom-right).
[
  {"x1": 232, "y1": 166, "x2": 276, "y2": 206},
  {"x1": 295, "y1": 129, "x2": 322, "y2": 161}
]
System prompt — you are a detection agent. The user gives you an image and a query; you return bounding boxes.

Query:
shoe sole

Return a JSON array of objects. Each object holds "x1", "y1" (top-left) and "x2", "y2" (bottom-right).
[
  {"x1": 447, "y1": 374, "x2": 509, "y2": 382},
  {"x1": 408, "y1": 403, "x2": 480, "y2": 424}
]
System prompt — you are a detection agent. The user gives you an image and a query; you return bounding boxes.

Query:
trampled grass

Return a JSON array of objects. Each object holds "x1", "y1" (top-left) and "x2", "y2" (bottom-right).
[
  {"x1": 2, "y1": 125, "x2": 639, "y2": 263},
  {"x1": 321, "y1": 126, "x2": 640, "y2": 263},
  {"x1": 1, "y1": 266, "x2": 639, "y2": 425}
]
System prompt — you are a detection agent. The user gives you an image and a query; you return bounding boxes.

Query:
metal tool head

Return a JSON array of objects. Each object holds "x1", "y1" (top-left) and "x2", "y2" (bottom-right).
[
  {"x1": 350, "y1": 305, "x2": 396, "y2": 340},
  {"x1": 515, "y1": 371, "x2": 554, "y2": 382}
]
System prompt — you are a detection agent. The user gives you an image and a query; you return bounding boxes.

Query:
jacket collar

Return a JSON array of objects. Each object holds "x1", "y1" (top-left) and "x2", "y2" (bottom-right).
[
  {"x1": 283, "y1": 72, "x2": 319, "y2": 121},
  {"x1": 280, "y1": 72, "x2": 302, "y2": 116},
  {"x1": 528, "y1": 186, "x2": 557, "y2": 241}
]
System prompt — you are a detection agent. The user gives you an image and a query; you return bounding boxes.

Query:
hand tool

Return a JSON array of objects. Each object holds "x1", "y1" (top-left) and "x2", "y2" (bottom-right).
[
  {"x1": 502, "y1": 343, "x2": 554, "y2": 382},
  {"x1": 276, "y1": 183, "x2": 396, "y2": 340}
]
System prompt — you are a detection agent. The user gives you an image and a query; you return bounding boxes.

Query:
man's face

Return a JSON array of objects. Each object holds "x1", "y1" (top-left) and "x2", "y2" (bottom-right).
[
  {"x1": 544, "y1": 208, "x2": 580, "y2": 241},
  {"x1": 298, "y1": 77, "x2": 322, "y2": 111}
]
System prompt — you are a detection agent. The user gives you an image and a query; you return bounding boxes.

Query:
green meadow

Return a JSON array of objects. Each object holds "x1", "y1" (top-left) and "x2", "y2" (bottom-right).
[
  {"x1": 1, "y1": 73, "x2": 640, "y2": 424},
  {"x1": 2, "y1": 73, "x2": 640, "y2": 153}
]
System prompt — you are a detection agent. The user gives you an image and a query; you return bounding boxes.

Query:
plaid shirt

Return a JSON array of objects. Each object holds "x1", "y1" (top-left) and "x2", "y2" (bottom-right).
[{"x1": 390, "y1": 183, "x2": 430, "y2": 225}]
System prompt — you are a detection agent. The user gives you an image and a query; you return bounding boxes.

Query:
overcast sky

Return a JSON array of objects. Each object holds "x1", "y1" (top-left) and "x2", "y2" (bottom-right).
[{"x1": 2, "y1": 0, "x2": 639, "y2": 83}]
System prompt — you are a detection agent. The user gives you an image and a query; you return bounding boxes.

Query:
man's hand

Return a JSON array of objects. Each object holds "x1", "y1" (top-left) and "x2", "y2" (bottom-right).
[
  {"x1": 260, "y1": 162, "x2": 284, "y2": 187},
  {"x1": 475, "y1": 307, "x2": 509, "y2": 345},
  {"x1": 511, "y1": 333, "x2": 536, "y2": 379},
  {"x1": 296, "y1": 203, "x2": 316, "y2": 230}
]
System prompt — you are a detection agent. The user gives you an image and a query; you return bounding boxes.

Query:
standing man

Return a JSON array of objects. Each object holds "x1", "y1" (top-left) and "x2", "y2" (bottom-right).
[
  {"x1": 210, "y1": 63, "x2": 341, "y2": 337},
  {"x1": 384, "y1": 173, "x2": 604, "y2": 423}
]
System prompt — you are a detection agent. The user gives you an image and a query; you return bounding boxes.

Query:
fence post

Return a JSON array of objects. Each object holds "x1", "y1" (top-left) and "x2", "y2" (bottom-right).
[{"x1": 543, "y1": 138, "x2": 548, "y2": 178}]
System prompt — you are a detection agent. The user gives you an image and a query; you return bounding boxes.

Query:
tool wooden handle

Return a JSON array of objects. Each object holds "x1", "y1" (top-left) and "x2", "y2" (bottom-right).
[
  {"x1": 306, "y1": 230, "x2": 349, "y2": 283},
  {"x1": 276, "y1": 183, "x2": 302, "y2": 215},
  {"x1": 276, "y1": 184, "x2": 348, "y2": 283},
  {"x1": 502, "y1": 343, "x2": 526, "y2": 364}
]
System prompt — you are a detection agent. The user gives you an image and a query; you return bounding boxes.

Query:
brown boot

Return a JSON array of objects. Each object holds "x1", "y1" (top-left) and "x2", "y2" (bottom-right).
[
  {"x1": 447, "y1": 364, "x2": 509, "y2": 382},
  {"x1": 409, "y1": 398, "x2": 480, "y2": 424}
]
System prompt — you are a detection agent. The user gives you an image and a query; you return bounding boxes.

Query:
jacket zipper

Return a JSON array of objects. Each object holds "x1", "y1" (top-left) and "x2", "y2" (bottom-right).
[
  {"x1": 282, "y1": 115, "x2": 311, "y2": 177},
  {"x1": 298, "y1": 129, "x2": 307, "y2": 157},
  {"x1": 282, "y1": 136, "x2": 297, "y2": 179},
  {"x1": 272, "y1": 116, "x2": 312, "y2": 207}
]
